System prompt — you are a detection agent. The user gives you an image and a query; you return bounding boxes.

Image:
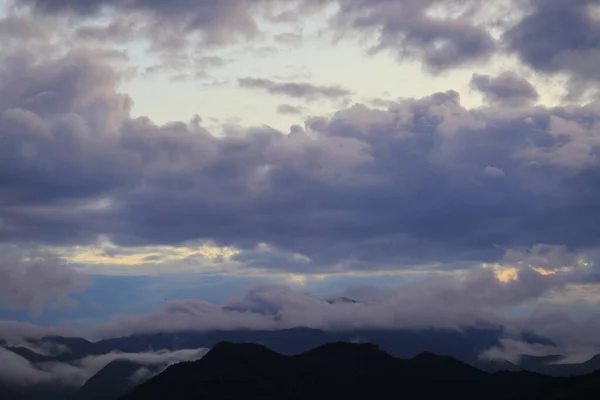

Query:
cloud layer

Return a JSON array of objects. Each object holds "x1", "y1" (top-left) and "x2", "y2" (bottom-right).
[
  {"x1": 2, "y1": 39, "x2": 600, "y2": 275},
  {"x1": 2, "y1": 264, "x2": 599, "y2": 357},
  {"x1": 84, "y1": 266, "x2": 563, "y2": 337},
  {"x1": 0, "y1": 346, "x2": 206, "y2": 387}
]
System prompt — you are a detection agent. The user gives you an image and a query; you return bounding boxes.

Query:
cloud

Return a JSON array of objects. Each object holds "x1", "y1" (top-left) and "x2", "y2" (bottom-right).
[
  {"x1": 19, "y1": 0, "x2": 263, "y2": 46},
  {"x1": 71, "y1": 264, "x2": 600, "y2": 358},
  {"x1": 0, "y1": 245, "x2": 88, "y2": 315},
  {"x1": 471, "y1": 72, "x2": 539, "y2": 107},
  {"x1": 274, "y1": 32, "x2": 303, "y2": 45},
  {"x1": 74, "y1": 17, "x2": 137, "y2": 43},
  {"x1": 503, "y1": 0, "x2": 600, "y2": 97},
  {"x1": 2, "y1": 262, "x2": 600, "y2": 358},
  {"x1": 84, "y1": 265, "x2": 565, "y2": 337},
  {"x1": 479, "y1": 338, "x2": 563, "y2": 364},
  {"x1": 333, "y1": 0, "x2": 496, "y2": 71},
  {"x1": 277, "y1": 104, "x2": 303, "y2": 115},
  {"x1": 483, "y1": 166, "x2": 506, "y2": 178},
  {"x1": 330, "y1": 0, "x2": 600, "y2": 83},
  {"x1": 238, "y1": 77, "x2": 352, "y2": 101},
  {"x1": 0, "y1": 321, "x2": 75, "y2": 345},
  {"x1": 0, "y1": 346, "x2": 206, "y2": 387},
  {"x1": 4, "y1": 45, "x2": 600, "y2": 273},
  {"x1": 14, "y1": 0, "x2": 600, "y2": 90}
]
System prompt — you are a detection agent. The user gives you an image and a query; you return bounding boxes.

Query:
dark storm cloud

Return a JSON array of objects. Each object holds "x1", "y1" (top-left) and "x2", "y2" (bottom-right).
[
  {"x1": 0, "y1": 49, "x2": 134, "y2": 206},
  {"x1": 333, "y1": 0, "x2": 496, "y2": 71},
  {"x1": 504, "y1": 0, "x2": 600, "y2": 96},
  {"x1": 238, "y1": 77, "x2": 352, "y2": 101},
  {"x1": 4, "y1": 47, "x2": 600, "y2": 271},
  {"x1": 331, "y1": 0, "x2": 600, "y2": 80},
  {"x1": 504, "y1": 0, "x2": 600, "y2": 72},
  {"x1": 13, "y1": 0, "x2": 600, "y2": 86},
  {"x1": 470, "y1": 72, "x2": 539, "y2": 107},
  {"x1": 16, "y1": 0, "x2": 495, "y2": 71},
  {"x1": 75, "y1": 17, "x2": 137, "y2": 42},
  {"x1": 17, "y1": 0, "x2": 263, "y2": 46}
]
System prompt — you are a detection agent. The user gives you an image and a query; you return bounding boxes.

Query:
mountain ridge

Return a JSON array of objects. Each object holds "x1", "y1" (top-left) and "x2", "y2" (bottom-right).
[{"x1": 119, "y1": 341, "x2": 577, "y2": 400}]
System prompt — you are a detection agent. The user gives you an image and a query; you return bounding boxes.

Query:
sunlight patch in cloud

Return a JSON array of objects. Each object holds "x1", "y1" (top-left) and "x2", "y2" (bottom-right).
[
  {"x1": 52, "y1": 237, "x2": 240, "y2": 267},
  {"x1": 483, "y1": 263, "x2": 558, "y2": 284},
  {"x1": 286, "y1": 273, "x2": 328, "y2": 286}
]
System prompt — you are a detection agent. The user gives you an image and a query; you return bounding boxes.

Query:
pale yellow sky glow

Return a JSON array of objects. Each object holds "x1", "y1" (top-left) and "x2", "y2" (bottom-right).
[
  {"x1": 51, "y1": 236, "x2": 577, "y2": 288},
  {"x1": 50, "y1": 236, "x2": 463, "y2": 283},
  {"x1": 51, "y1": 237, "x2": 240, "y2": 269}
]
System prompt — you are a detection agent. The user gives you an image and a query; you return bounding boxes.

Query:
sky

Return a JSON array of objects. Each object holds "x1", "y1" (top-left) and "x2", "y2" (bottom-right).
[{"x1": 3, "y1": 0, "x2": 600, "y2": 358}]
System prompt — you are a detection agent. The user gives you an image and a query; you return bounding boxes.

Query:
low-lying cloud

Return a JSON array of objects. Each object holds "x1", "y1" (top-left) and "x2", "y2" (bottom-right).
[
  {"x1": 0, "y1": 346, "x2": 207, "y2": 387},
  {"x1": 57, "y1": 265, "x2": 589, "y2": 348},
  {"x1": 1, "y1": 261, "x2": 599, "y2": 359}
]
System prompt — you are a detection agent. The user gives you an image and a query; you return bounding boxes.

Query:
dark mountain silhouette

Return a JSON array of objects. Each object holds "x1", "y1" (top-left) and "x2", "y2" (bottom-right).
[
  {"x1": 5, "y1": 327, "x2": 600, "y2": 399},
  {"x1": 0, "y1": 381, "x2": 74, "y2": 400},
  {"x1": 3, "y1": 346, "x2": 59, "y2": 364},
  {"x1": 72, "y1": 359, "x2": 160, "y2": 400},
  {"x1": 516, "y1": 369, "x2": 600, "y2": 399},
  {"x1": 521, "y1": 354, "x2": 566, "y2": 369},
  {"x1": 0, "y1": 382, "x2": 20, "y2": 400},
  {"x1": 3, "y1": 338, "x2": 600, "y2": 399},
  {"x1": 120, "y1": 341, "x2": 570, "y2": 400},
  {"x1": 478, "y1": 354, "x2": 600, "y2": 377},
  {"x1": 12, "y1": 327, "x2": 600, "y2": 376},
  {"x1": 523, "y1": 354, "x2": 600, "y2": 377}
]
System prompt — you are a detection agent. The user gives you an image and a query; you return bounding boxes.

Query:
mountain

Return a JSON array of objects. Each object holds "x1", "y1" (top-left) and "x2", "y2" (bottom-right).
[
  {"x1": 72, "y1": 360, "x2": 160, "y2": 400},
  {"x1": 518, "y1": 370, "x2": 600, "y2": 399},
  {"x1": 120, "y1": 341, "x2": 564, "y2": 400},
  {"x1": 4, "y1": 336, "x2": 600, "y2": 399},
  {"x1": 0, "y1": 382, "x2": 20, "y2": 400},
  {"x1": 477, "y1": 353, "x2": 600, "y2": 377},
  {"x1": 3, "y1": 345, "x2": 59, "y2": 363},
  {"x1": 6, "y1": 326, "x2": 600, "y2": 400},
  {"x1": 523, "y1": 354, "x2": 600, "y2": 377},
  {"x1": 521, "y1": 354, "x2": 565, "y2": 368},
  {"x1": 23, "y1": 326, "x2": 507, "y2": 363},
  {"x1": 0, "y1": 381, "x2": 74, "y2": 400}
]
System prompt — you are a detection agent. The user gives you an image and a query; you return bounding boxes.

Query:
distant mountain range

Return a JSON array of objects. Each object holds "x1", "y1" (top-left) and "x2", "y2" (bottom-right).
[
  {"x1": 121, "y1": 341, "x2": 600, "y2": 400},
  {"x1": 14, "y1": 326, "x2": 526, "y2": 362},
  {"x1": 2, "y1": 327, "x2": 600, "y2": 399}
]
